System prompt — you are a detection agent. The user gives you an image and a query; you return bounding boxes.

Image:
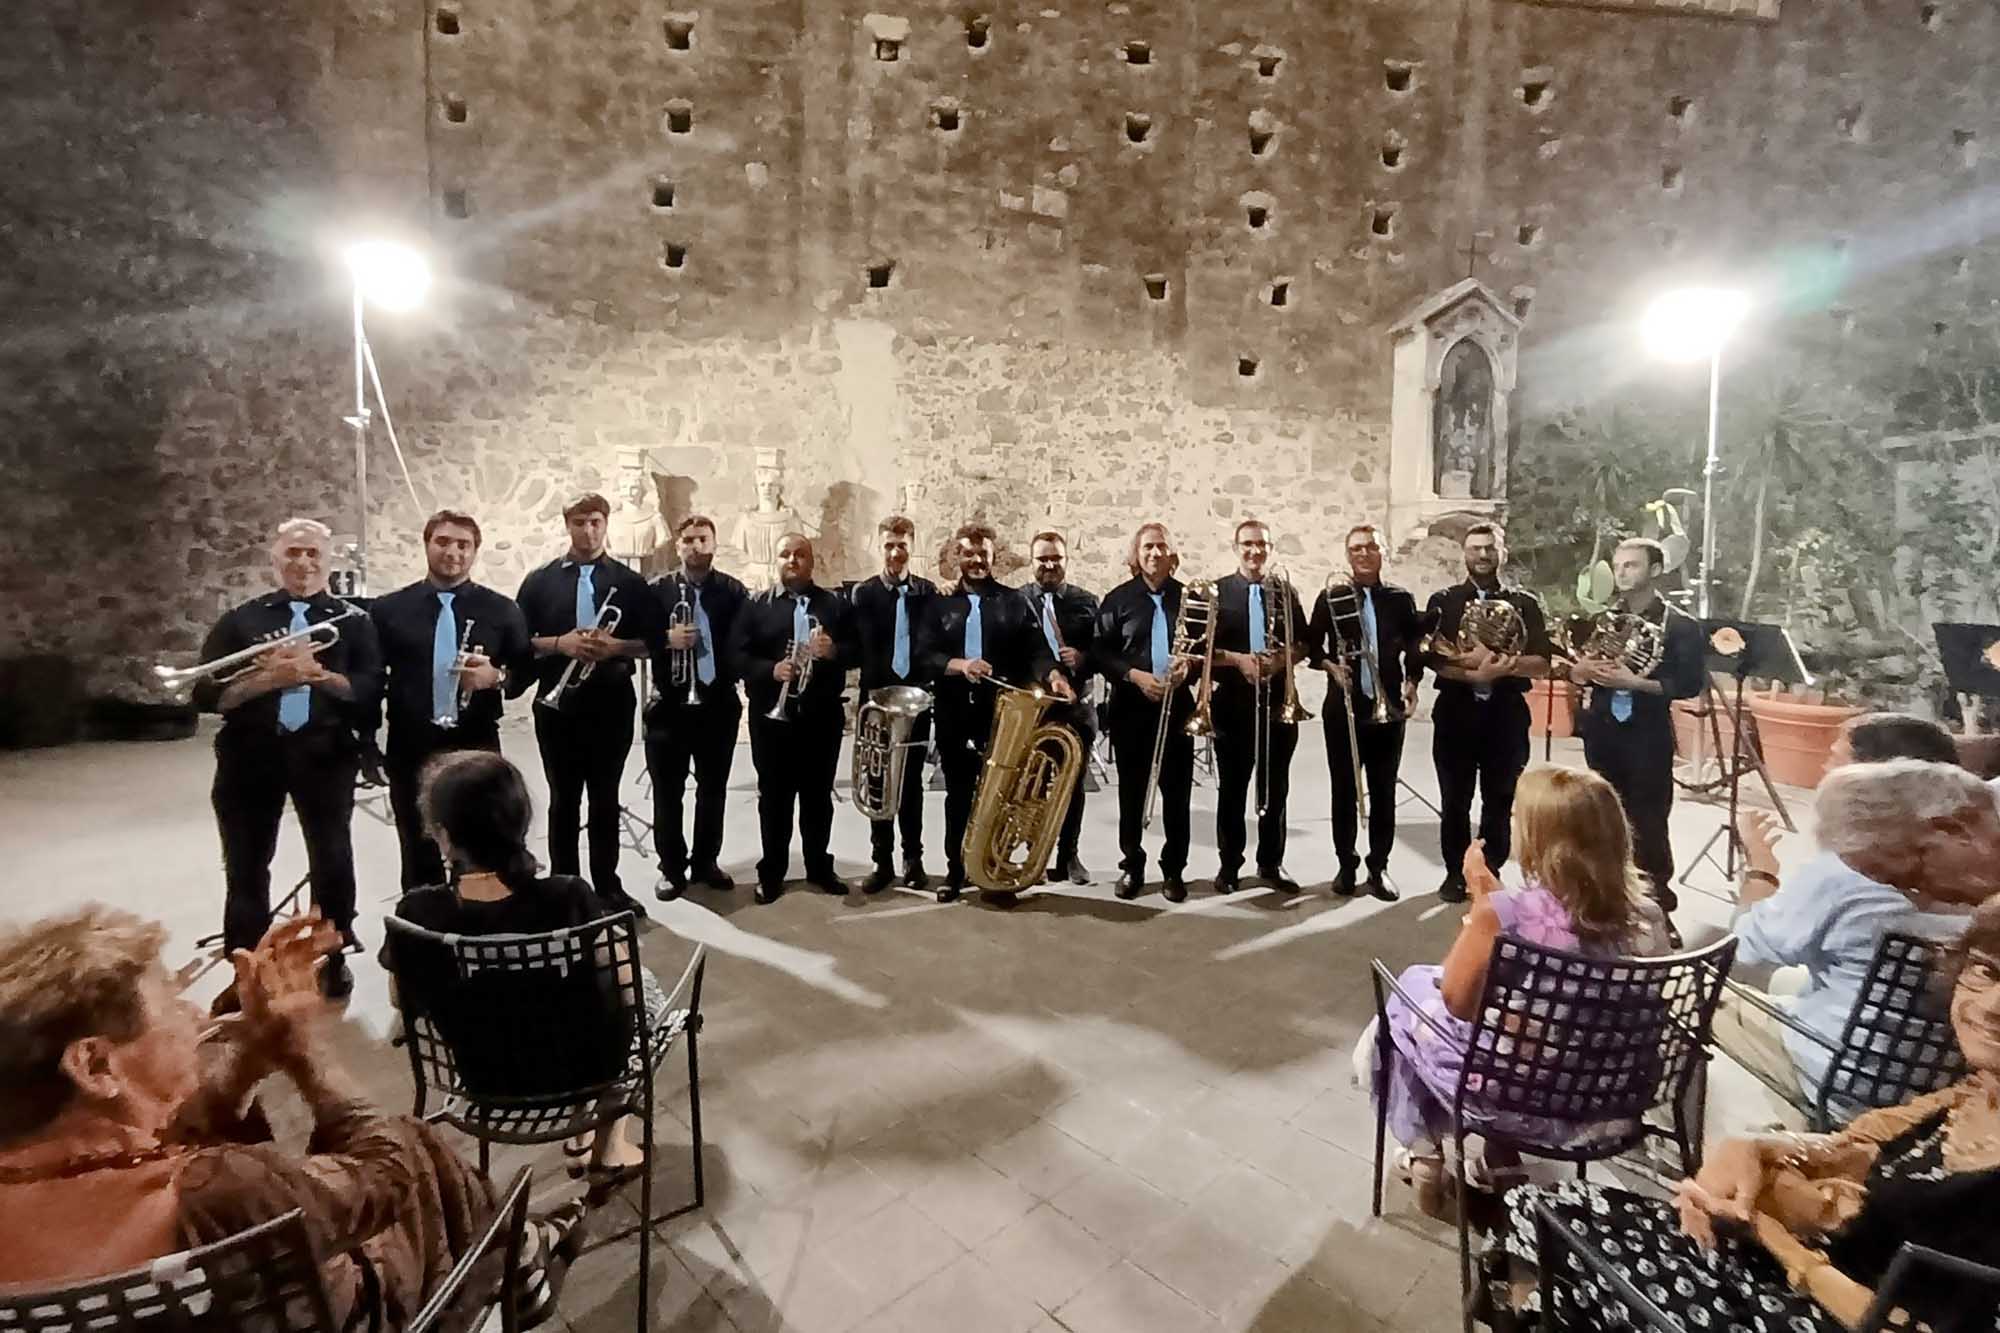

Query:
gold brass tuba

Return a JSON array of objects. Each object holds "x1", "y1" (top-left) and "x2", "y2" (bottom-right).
[
  {"x1": 853, "y1": 686, "x2": 932, "y2": 821},
  {"x1": 962, "y1": 681, "x2": 1083, "y2": 894}
]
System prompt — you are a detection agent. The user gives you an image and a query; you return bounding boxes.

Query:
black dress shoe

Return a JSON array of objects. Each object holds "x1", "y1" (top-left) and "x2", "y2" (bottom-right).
[
  {"x1": 937, "y1": 868, "x2": 966, "y2": 903},
  {"x1": 1162, "y1": 875, "x2": 1187, "y2": 903},
  {"x1": 755, "y1": 881, "x2": 784, "y2": 905},
  {"x1": 1213, "y1": 872, "x2": 1240, "y2": 895},
  {"x1": 1065, "y1": 856, "x2": 1090, "y2": 885},
  {"x1": 600, "y1": 889, "x2": 650, "y2": 920},
  {"x1": 654, "y1": 872, "x2": 688, "y2": 902},
  {"x1": 902, "y1": 859, "x2": 930, "y2": 891},
  {"x1": 808, "y1": 872, "x2": 848, "y2": 896},
  {"x1": 1367, "y1": 871, "x2": 1400, "y2": 902},
  {"x1": 693, "y1": 864, "x2": 735, "y2": 891},
  {"x1": 863, "y1": 865, "x2": 895, "y2": 894},
  {"x1": 1114, "y1": 870, "x2": 1143, "y2": 900},
  {"x1": 1332, "y1": 866, "x2": 1360, "y2": 897},
  {"x1": 1257, "y1": 865, "x2": 1301, "y2": 893},
  {"x1": 1437, "y1": 877, "x2": 1468, "y2": 904},
  {"x1": 320, "y1": 952, "x2": 354, "y2": 1001}
]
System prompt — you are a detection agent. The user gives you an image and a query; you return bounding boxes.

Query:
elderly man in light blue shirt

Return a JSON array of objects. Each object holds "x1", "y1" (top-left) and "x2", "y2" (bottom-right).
[{"x1": 1716, "y1": 759, "x2": 2000, "y2": 1115}]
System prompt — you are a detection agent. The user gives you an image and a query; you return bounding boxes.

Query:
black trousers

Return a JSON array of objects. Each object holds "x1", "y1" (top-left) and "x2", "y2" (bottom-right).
[
  {"x1": 212, "y1": 728, "x2": 359, "y2": 952},
  {"x1": 644, "y1": 696, "x2": 742, "y2": 877},
  {"x1": 1583, "y1": 716, "x2": 1679, "y2": 913},
  {"x1": 1432, "y1": 690, "x2": 1531, "y2": 879},
  {"x1": 936, "y1": 702, "x2": 991, "y2": 878},
  {"x1": 1328, "y1": 716, "x2": 1407, "y2": 874},
  {"x1": 1108, "y1": 699, "x2": 1192, "y2": 877},
  {"x1": 748, "y1": 706, "x2": 843, "y2": 885},
  {"x1": 1213, "y1": 703, "x2": 1297, "y2": 873},
  {"x1": 1054, "y1": 719, "x2": 1092, "y2": 866},
  {"x1": 532, "y1": 688, "x2": 635, "y2": 897},
  {"x1": 387, "y1": 725, "x2": 502, "y2": 891},
  {"x1": 867, "y1": 710, "x2": 931, "y2": 868}
]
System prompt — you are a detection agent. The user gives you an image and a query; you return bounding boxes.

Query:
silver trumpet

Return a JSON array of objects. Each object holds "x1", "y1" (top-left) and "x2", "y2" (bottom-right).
[
  {"x1": 669, "y1": 585, "x2": 701, "y2": 705},
  {"x1": 435, "y1": 618, "x2": 477, "y2": 728},
  {"x1": 852, "y1": 685, "x2": 932, "y2": 819},
  {"x1": 540, "y1": 589, "x2": 623, "y2": 711},
  {"x1": 765, "y1": 614, "x2": 822, "y2": 720},
  {"x1": 154, "y1": 603, "x2": 367, "y2": 692}
]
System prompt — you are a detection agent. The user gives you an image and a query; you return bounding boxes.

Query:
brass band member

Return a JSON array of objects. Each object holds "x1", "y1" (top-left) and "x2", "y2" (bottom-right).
[
  {"x1": 1094, "y1": 523, "x2": 1195, "y2": 902},
  {"x1": 1209, "y1": 519, "x2": 1309, "y2": 894},
  {"x1": 369, "y1": 509, "x2": 529, "y2": 892},
  {"x1": 1573, "y1": 536, "x2": 1706, "y2": 920},
  {"x1": 850, "y1": 516, "x2": 937, "y2": 893},
  {"x1": 915, "y1": 523, "x2": 1068, "y2": 902},
  {"x1": 513, "y1": 493, "x2": 653, "y2": 918},
  {"x1": 1019, "y1": 531, "x2": 1100, "y2": 885},
  {"x1": 727, "y1": 533, "x2": 852, "y2": 904},
  {"x1": 1308, "y1": 523, "x2": 1423, "y2": 901},
  {"x1": 196, "y1": 519, "x2": 381, "y2": 1006},
  {"x1": 1423, "y1": 522, "x2": 1553, "y2": 903},
  {"x1": 645, "y1": 515, "x2": 748, "y2": 901}
]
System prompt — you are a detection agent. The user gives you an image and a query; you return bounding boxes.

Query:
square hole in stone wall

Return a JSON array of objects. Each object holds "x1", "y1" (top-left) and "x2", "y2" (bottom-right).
[
  {"x1": 665, "y1": 99, "x2": 693, "y2": 134},
  {"x1": 652, "y1": 178, "x2": 676, "y2": 208},
  {"x1": 1371, "y1": 206, "x2": 1396, "y2": 237},
  {"x1": 1123, "y1": 39, "x2": 1150, "y2": 65},
  {"x1": 442, "y1": 94, "x2": 467, "y2": 123},
  {"x1": 1384, "y1": 60, "x2": 1414, "y2": 93},
  {"x1": 1144, "y1": 272, "x2": 1169, "y2": 300},
  {"x1": 1237, "y1": 354, "x2": 1260, "y2": 378},
  {"x1": 1519, "y1": 75, "x2": 1552, "y2": 109},
  {"x1": 1661, "y1": 163, "x2": 1683, "y2": 192},
  {"x1": 662, "y1": 241, "x2": 688, "y2": 270},
  {"x1": 1921, "y1": 2, "x2": 1941, "y2": 29},
  {"x1": 434, "y1": 6, "x2": 459, "y2": 35},
  {"x1": 867, "y1": 260, "x2": 896, "y2": 288},
  {"x1": 1381, "y1": 134, "x2": 1405, "y2": 169},
  {"x1": 664, "y1": 14, "x2": 695, "y2": 49},
  {"x1": 875, "y1": 36, "x2": 901, "y2": 61},
  {"x1": 1517, "y1": 222, "x2": 1542, "y2": 247},
  {"x1": 1246, "y1": 203, "x2": 1269, "y2": 229},
  {"x1": 1267, "y1": 278, "x2": 1291, "y2": 308},
  {"x1": 1669, "y1": 94, "x2": 1694, "y2": 124},
  {"x1": 932, "y1": 99, "x2": 961, "y2": 132},
  {"x1": 443, "y1": 188, "x2": 470, "y2": 218},
  {"x1": 1257, "y1": 52, "x2": 1282, "y2": 78},
  {"x1": 1248, "y1": 125, "x2": 1274, "y2": 156},
  {"x1": 1124, "y1": 112, "x2": 1152, "y2": 144},
  {"x1": 966, "y1": 14, "x2": 990, "y2": 48}
]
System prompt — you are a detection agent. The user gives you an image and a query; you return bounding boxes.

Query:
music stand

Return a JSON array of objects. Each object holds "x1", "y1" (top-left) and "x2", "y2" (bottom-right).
[
  {"x1": 1678, "y1": 619, "x2": 1809, "y2": 893},
  {"x1": 1934, "y1": 623, "x2": 2000, "y2": 730}
]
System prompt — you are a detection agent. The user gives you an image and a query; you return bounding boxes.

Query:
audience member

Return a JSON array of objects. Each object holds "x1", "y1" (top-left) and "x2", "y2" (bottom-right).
[{"x1": 1827, "y1": 710, "x2": 1961, "y2": 771}]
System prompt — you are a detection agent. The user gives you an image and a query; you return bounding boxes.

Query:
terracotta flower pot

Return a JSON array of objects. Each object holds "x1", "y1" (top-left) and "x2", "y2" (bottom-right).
[
  {"x1": 1529, "y1": 678, "x2": 1578, "y2": 738},
  {"x1": 1671, "y1": 696, "x2": 1739, "y2": 763},
  {"x1": 1746, "y1": 694, "x2": 1862, "y2": 789}
]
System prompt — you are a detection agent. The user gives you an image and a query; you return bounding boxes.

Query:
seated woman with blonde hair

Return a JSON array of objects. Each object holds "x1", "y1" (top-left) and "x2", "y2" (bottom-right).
[{"x1": 1364, "y1": 765, "x2": 1670, "y2": 1217}]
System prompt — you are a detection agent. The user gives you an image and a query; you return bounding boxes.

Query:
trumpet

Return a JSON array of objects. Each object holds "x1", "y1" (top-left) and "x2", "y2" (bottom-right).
[
  {"x1": 540, "y1": 588, "x2": 623, "y2": 711},
  {"x1": 853, "y1": 685, "x2": 931, "y2": 820},
  {"x1": 669, "y1": 585, "x2": 701, "y2": 705},
  {"x1": 435, "y1": 618, "x2": 478, "y2": 729},
  {"x1": 1143, "y1": 579, "x2": 1217, "y2": 831},
  {"x1": 765, "y1": 614, "x2": 822, "y2": 720},
  {"x1": 153, "y1": 603, "x2": 367, "y2": 691}
]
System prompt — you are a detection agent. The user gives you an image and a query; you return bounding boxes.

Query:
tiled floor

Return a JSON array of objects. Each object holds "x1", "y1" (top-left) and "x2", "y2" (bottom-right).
[{"x1": 1, "y1": 717, "x2": 1790, "y2": 1331}]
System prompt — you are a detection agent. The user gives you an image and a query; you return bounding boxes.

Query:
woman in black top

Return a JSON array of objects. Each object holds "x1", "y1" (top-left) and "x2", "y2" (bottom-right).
[{"x1": 382, "y1": 752, "x2": 664, "y2": 1184}]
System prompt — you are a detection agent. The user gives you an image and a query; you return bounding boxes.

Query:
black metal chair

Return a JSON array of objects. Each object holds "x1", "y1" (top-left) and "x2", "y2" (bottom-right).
[
  {"x1": 1370, "y1": 934, "x2": 1737, "y2": 1333},
  {"x1": 1723, "y1": 930, "x2": 1963, "y2": 1130},
  {"x1": 384, "y1": 913, "x2": 708, "y2": 1333},
  {"x1": 1533, "y1": 1198, "x2": 2000, "y2": 1333},
  {"x1": 409, "y1": 1166, "x2": 534, "y2": 1333}
]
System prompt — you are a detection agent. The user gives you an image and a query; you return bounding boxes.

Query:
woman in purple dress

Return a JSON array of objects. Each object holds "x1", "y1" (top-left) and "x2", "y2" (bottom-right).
[{"x1": 1366, "y1": 766, "x2": 1668, "y2": 1217}]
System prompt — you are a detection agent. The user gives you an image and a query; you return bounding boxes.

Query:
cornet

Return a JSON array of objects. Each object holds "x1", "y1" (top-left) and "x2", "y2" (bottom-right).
[
  {"x1": 765, "y1": 614, "x2": 822, "y2": 720},
  {"x1": 539, "y1": 588, "x2": 623, "y2": 711},
  {"x1": 153, "y1": 603, "x2": 367, "y2": 692}
]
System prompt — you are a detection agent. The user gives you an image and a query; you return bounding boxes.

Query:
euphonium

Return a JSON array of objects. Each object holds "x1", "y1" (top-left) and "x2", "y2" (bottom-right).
[
  {"x1": 962, "y1": 680, "x2": 1083, "y2": 894},
  {"x1": 853, "y1": 685, "x2": 932, "y2": 821}
]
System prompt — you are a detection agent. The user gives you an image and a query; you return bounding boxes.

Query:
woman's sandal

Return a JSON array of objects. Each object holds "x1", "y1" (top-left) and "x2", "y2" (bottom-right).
[{"x1": 514, "y1": 1202, "x2": 589, "y2": 1330}]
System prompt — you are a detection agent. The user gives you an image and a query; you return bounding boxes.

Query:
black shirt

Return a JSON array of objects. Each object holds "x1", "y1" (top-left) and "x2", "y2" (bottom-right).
[
  {"x1": 646, "y1": 567, "x2": 750, "y2": 711},
  {"x1": 1014, "y1": 580, "x2": 1100, "y2": 692},
  {"x1": 368, "y1": 579, "x2": 531, "y2": 744},
  {"x1": 728, "y1": 582, "x2": 854, "y2": 717},
  {"x1": 1307, "y1": 579, "x2": 1424, "y2": 716},
  {"x1": 916, "y1": 578, "x2": 1058, "y2": 725},
  {"x1": 1208, "y1": 573, "x2": 1309, "y2": 715},
  {"x1": 849, "y1": 572, "x2": 939, "y2": 691},
  {"x1": 1094, "y1": 575, "x2": 1195, "y2": 717},
  {"x1": 193, "y1": 590, "x2": 383, "y2": 741},
  {"x1": 1422, "y1": 580, "x2": 1554, "y2": 702},
  {"x1": 381, "y1": 874, "x2": 609, "y2": 972},
  {"x1": 512, "y1": 554, "x2": 654, "y2": 704},
  {"x1": 1577, "y1": 598, "x2": 1708, "y2": 737}
]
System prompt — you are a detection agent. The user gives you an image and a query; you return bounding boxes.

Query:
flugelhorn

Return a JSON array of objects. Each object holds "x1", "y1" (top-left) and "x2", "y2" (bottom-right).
[
  {"x1": 1143, "y1": 579, "x2": 1216, "y2": 831},
  {"x1": 765, "y1": 614, "x2": 821, "y2": 720},
  {"x1": 853, "y1": 685, "x2": 931, "y2": 820},
  {"x1": 153, "y1": 603, "x2": 366, "y2": 691},
  {"x1": 540, "y1": 588, "x2": 623, "y2": 711},
  {"x1": 962, "y1": 679, "x2": 1083, "y2": 896}
]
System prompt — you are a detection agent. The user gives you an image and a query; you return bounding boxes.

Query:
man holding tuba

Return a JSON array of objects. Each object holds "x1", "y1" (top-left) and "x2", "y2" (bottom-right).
[
  {"x1": 727, "y1": 532, "x2": 852, "y2": 904},
  {"x1": 644, "y1": 514, "x2": 749, "y2": 901},
  {"x1": 1209, "y1": 519, "x2": 1310, "y2": 895},
  {"x1": 513, "y1": 492, "x2": 654, "y2": 919},
  {"x1": 1572, "y1": 536, "x2": 1706, "y2": 920},
  {"x1": 1017, "y1": 530, "x2": 1099, "y2": 885},
  {"x1": 196, "y1": 518, "x2": 381, "y2": 1007},
  {"x1": 849, "y1": 515, "x2": 938, "y2": 894},
  {"x1": 1309, "y1": 523, "x2": 1423, "y2": 901},
  {"x1": 1094, "y1": 522, "x2": 1198, "y2": 903},
  {"x1": 916, "y1": 523, "x2": 1069, "y2": 903},
  {"x1": 1423, "y1": 522, "x2": 1553, "y2": 903}
]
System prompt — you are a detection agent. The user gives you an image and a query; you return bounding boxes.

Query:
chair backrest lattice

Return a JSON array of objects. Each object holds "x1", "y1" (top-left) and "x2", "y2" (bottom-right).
[
  {"x1": 1819, "y1": 932, "x2": 1964, "y2": 1125},
  {"x1": 1457, "y1": 934, "x2": 1736, "y2": 1130}
]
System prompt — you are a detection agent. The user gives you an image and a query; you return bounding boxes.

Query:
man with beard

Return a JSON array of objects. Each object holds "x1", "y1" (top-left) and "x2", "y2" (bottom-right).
[
  {"x1": 1094, "y1": 522, "x2": 1198, "y2": 902},
  {"x1": 1018, "y1": 531, "x2": 1100, "y2": 885},
  {"x1": 512, "y1": 492, "x2": 654, "y2": 917},
  {"x1": 728, "y1": 533, "x2": 853, "y2": 903},
  {"x1": 645, "y1": 515, "x2": 750, "y2": 900},
  {"x1": 1423, "y1": 522, "x2": 1552, "y2": 902},
  {"x1": 368, "y1": 509, "x2": 530, "y2": 891},
  {"x1": 916, "y1": 523, "x2": 1070, "y2": 902},
  {"x1": 848, "y1": 515, "x2": 937, "y2": 893}
]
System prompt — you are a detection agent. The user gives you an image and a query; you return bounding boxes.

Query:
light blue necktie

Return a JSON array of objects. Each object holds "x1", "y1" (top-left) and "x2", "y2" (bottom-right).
[
  {"x1": 1149, "y1": 592, "x2": 1170, "y2": 676},
  {"x1": 574, "y1": 563, "x2": 596, "y2": 630},
  {"x1": 792, "y1": 594, "x2": 810, "y2": 657},
  {"x1": 1040, "y1": 593, "x2": 1062, "y2": 657},
  {"x1": 892, "y1": 583, "x2": 911, "y2": 679},
  {"x1": 1359, "y1": 587, "x2": 1378, "y2": 700},
  {"x1": 1472, "y1": 590, "x2": 1493, "y2": 701},
  {"x1": 964, "y1": 593, "x2": 983, "y2": 661},
  {"x1": 432, "y1": 591, "x2": 458, "y2": 719},
  {"x1": 278, "y1": 601, "x2": 311, "y2": 732},
  {"x1": 1248, "y1": 583, "x2": 1266, "y2": 654},
  {"x1": 1611, "y1": 689, "x2": 1633, "y2": 722},
  {"x1": 692, "y1": 585, "x2": 715, "y2": 685}
]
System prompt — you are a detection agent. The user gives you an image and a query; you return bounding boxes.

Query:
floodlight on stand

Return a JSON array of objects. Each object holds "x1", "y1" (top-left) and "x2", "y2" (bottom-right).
[
  {"x1": 343, "y1": 240, "x2": 431, "y2": 312},
  {"x1": 1643, "y1": 285, "x2": 1750, "y2": 617},
  {"x1": 340, "y1": 239, "x2": 432, "y2": 596}
]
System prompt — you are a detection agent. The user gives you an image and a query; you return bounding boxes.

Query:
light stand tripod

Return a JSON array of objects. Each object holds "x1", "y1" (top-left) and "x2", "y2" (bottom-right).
[{"x1": 1678, "y1": 619, "x2": 1808, "y2": 896}]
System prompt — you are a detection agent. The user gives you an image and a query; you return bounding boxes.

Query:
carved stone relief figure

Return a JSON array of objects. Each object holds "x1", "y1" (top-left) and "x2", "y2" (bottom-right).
[
  {"x1": 728, "y1": 446, "x2": 815, "y2": 592},
  {"x1": 1431, "y1": 338, "x2": 1496, "y2": 500}
]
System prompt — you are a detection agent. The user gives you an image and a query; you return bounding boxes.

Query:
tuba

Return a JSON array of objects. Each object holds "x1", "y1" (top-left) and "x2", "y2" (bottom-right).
[
  {"x1": 853, "y1": 685, "x2": 932, "y2": 821},
  {"x1": 962, "y1": 681, "x2": 1084, "y2": 895},
  {"x1": 1563, "y1": 610, "x2": 1666, "y2": 676}
]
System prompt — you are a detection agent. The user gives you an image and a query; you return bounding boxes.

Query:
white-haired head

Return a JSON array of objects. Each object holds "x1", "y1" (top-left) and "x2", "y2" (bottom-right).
[
  {"x1": 269, "y1": 518, "x2": 333, "y2": 598},
  {"x1": 1818, "y1": 759, "x2": 2000, "y2": 903}
]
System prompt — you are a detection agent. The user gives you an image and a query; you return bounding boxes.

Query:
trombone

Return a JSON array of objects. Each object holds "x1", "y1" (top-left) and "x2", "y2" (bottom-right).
[
  {"x1": 765, "y1": 614, "x2": 822, "y2": 720},
  {"x1": 1255, "y1": 571, "x2": 1312, "y2": 818},
  {"x1": 669, "y1": 583, "x2": 701, "y2": 705},
  {"x1": 1321, "y1": 580, "x2": 1378, "y2": 822},
  {"x1": 1142, "y1": 579, "x2": 1216, "y2": 830},
  {"x1": 540, "y1": 588, "x2": 623, "y2": 711},
  {"x1": 153, "y1": 603, "x2": 367, "y2": 692}
]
